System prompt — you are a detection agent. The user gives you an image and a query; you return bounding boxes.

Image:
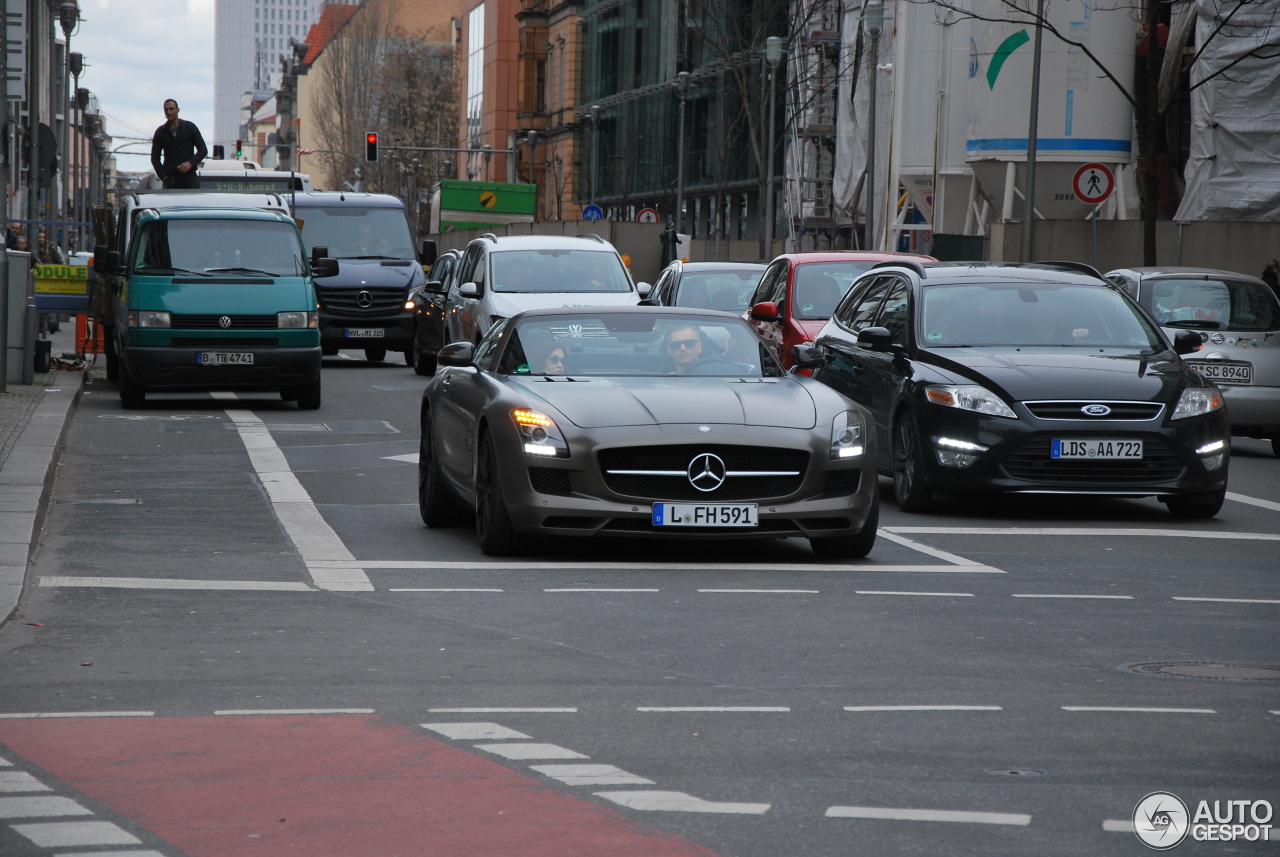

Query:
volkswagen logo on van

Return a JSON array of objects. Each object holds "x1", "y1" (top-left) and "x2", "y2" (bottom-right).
[
  {"x1": 218, "y1": 316, "x2": 232, "y2": 329},
  {"x1": 1081, "y1": 404, "x2": 1111, "y2": 416}
]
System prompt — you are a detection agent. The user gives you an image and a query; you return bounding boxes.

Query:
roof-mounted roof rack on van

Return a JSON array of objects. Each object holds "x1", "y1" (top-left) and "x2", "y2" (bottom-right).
[{"x1": 870, "y1": 259, "x2": 928, "y2": 279}]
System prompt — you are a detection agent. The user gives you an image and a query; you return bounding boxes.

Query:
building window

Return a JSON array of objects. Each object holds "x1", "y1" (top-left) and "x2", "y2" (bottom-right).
[{"x1": 466, "y1": 4, "x2": 486, "y2": 151}]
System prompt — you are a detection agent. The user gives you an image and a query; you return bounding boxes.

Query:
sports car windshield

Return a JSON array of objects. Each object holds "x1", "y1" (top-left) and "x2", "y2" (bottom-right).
[
  {"x1": 920, "y1": 282, "x2": 1164, "y2": 349},
  {"x1": 499, "y1": 313, "x2": 785, "y2": 377}
]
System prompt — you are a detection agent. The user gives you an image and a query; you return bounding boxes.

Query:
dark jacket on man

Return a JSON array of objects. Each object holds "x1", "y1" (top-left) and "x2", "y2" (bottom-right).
[{"x1": 151, "y1": 119, "x2": 208, "y2": 189}]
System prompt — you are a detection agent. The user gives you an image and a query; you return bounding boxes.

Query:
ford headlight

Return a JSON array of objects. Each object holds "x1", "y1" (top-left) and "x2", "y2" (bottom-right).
[
  {"x1": 1172, "y1": 386, "x2": 1224, "y2": 420},
  {"x1": 830, "y1": 411, "x2": 866, "y2": 459},
  {"x1": 512, "y1": 408, "x2": 570, "y2": 458},
  {"x1": 925, "y1": 384, "x2": 1017, "y2": 419}
]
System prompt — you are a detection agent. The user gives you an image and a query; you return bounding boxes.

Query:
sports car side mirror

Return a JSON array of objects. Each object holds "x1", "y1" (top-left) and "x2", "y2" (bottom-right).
[
  {"x1": 1172, "y1": 329, "x2": 1203, "y2": 355},
  {"x1": 857, "y1": 326, "x2": 894, "y2": 352},
  {"x1": 437, "y1": 341, "x2": 475, "y2": 367},
  {"x1": 751, "y1": 301, "x2": 780, "y2": 321}
]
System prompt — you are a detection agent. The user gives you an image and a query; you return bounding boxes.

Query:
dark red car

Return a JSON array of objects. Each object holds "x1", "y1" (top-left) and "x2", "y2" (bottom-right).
[{"x1": 745, "y1": 251, "x2": 936, "y2": 370}]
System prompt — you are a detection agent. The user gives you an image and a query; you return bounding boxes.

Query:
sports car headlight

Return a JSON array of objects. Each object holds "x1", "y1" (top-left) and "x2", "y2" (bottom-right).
[
  {"x1": 511, "y1": 408, "x2": 569, "y2": 458},
  {"x1": 925, "y1": 384, "x2": 1017, "y2": 419},
  {"x1": 1171, "y1": 386, "x2": 1225, "y2": 420},
  {"x1": 830, "y1": 411, "x2": 866, "y2": 459}
]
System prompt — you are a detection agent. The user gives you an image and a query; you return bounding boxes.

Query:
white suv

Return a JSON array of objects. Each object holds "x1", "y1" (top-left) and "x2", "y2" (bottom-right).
[{"x1": 444, "y1": 233, "x2": 644, "y2": 344}]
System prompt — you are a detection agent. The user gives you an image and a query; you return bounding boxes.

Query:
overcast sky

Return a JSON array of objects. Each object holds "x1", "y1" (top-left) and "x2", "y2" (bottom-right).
[{"x1": 74, "y1": 0, "x2": 215, "y2": 174}]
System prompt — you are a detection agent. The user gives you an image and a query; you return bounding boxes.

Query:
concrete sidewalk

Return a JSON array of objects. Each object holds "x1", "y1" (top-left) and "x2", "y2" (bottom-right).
[{"x1": 0, "y1": 324, "x2": 89, "y2": 625}]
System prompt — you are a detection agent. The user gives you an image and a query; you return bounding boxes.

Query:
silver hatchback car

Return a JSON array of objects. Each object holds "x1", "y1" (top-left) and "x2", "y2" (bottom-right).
[{"x1": 1106, "y1": 267, "x2": 1280, "y2": 456}]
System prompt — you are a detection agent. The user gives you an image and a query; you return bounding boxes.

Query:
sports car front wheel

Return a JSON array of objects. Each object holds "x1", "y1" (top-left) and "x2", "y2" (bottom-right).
[
  {"x1": 419, "y1": 410, "x2": 465, "y2": 527},
  {"x1": 809, "y1": 494, "x2": 878, "y2": 558},
  {"x1": 475, "y1": 432, "x2": 525, "y2": 556}
]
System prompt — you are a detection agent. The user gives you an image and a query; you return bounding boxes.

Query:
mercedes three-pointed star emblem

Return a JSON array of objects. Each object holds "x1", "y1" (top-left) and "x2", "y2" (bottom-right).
[{"x1": 687, "y1": 453, "x2": 727, "y2": 492}]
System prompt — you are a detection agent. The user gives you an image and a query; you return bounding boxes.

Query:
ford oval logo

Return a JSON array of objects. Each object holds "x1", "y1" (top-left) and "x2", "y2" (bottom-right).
[{"x1": 1081, "y1": 404, "x2": 1111, "y2": 417}]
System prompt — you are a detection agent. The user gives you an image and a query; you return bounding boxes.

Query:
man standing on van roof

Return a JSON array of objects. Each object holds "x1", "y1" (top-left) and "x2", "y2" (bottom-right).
[{"x1": 150, "y1": 99, "x2": 207, "y2": 189}]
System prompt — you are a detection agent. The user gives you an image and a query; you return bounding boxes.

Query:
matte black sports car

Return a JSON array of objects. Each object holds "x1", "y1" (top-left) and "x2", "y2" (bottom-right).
[
  {"x1": 805, "y1": 262, "x2": 1230, "y2": 517},
  {"x1": 418, "y1": 307, "x2": 879, "y2": 557}
]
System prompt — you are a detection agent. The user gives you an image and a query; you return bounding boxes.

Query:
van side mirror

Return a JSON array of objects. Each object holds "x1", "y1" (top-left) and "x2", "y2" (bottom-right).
[
  {"x1": 420, "y1": 239, "x2": 437, "y2": 267},
  {"x1": 105, "y1": 250, "x2": 125, "y2": 276},
  {"x1": 92, "y1": 244, "x2": 108, "y2": 274},
  {"x1": 310, "y1": 246, "x2": 329, "y2": 265},
  {"x1": 312, "y1": 257, "x2": 339, "y2": 278}
]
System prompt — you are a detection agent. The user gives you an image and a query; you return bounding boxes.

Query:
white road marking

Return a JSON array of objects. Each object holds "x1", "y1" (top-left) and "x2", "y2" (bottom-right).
[
  {"x1": 390, "y1": 588, "x2": 504, "y2": 592},
  {"x1": 311, "y1": 559, "x2": 1000, "y2": 573},
  {"x1": 40, "y1": 577, "x2": 314, "y2": 592},
  {"x1": 1227, "y1": 491, "x2": 1280, "y2": 512},
  {"x1": 222, "y1": 404, "x2": 373, "y2": 591},
  {"x1": 1103, "y1": 819, "x2": 1134, "y2": 832},
  {"x1": 1062, "y1": 706, "x2": 1216, "y2": 714},
  {"x1": 383, "y1": 453, "x2": 418, "y2": 464},
  {"x1": 474, "y1": 743, "x2": 588, "y2": 760},
  {"x1": 697, "y1": 589, "x2": 818, "y2": 594},
  {"x1": 11, "y1": 821, "x2": 143, "y2": 848},
  {"x1": 213, "y1": 709, "x2": 374, "y2": 716},
  {"x1": 1172, "y1": 597, "x2": 1280, "y2": 604},
  {"x1": 427, "y1": 708, "x2": 578, "y2": 713},
  {"x1": 855, "y1": 590, "x2": 973, "y2": 597},
  {"x1": 878, "y1": 530, "x2": 992, "y2": 566},
  {"x1": 886, "y1": 526, "x2": 1280, "y2": 541},
  {"x1": 843, "y1": 705, "x2": 1002, "y2": 712},
  {"x1": 0, "y1": 756, "x2": 11, "y2": 764},
  {"x1": 0, "y1": 712, "x2": 154, "y2": 719},
  {"x1": 1013, "y1": 594, "x2": 1134, "y2": 599},
  {"x1": 595, "y1": 791, "x2": 770, "y2": 814},
  {"x1": 637, "y1": 707, "x2": 790, "y2": 713},
  {"x1": 0, "y1": 772, "x2": 50, "y2": 792},
  {"x1": 544, "y1": 588, "x2": 660, "y2": 593},
  {"x1": 0, "y1": 796, "x2": 92, "y2": 818},
  {"x1": 531, "y1": 764, "x2": 655, "y2": 786},
  {"x1": 826, "y1": 805, "x2": 1031, "y2": 826},
  {"x1": 421, "y1": 723, "x2": 531, "y2": 740}
]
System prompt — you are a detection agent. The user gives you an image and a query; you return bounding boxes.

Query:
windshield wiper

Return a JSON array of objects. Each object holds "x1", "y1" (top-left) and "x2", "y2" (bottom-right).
[
  {"x1": 1164, "y1": 319, "x2": 1220, "y2": 330},
  {"x1": 206, "y1": 267, "x2": 279, "y2": 277},
  {"x1": 139, "y1": 267, "x2": 209, "y2": 277}
]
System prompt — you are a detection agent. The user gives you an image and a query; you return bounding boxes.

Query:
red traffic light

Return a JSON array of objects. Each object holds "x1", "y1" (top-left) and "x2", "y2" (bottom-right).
[{"x1": 364, "y1": 132, "x2": 379, "y2": 162}]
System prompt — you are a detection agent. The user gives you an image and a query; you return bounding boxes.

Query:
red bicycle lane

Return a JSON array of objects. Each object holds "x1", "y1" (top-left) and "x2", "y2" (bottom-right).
[{"x1": 0, "y1": 714, "x2": 726, "y2": 857}]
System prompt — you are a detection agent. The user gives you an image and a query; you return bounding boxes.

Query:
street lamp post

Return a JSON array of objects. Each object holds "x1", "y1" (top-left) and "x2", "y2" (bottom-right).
[
  {"x1": 1020, "y1": 0, "x2": 1046, "y2": 262},
  {"x1": 58, "y1": 1, "x2": 80, "y2": 259},
  {"x1": 763, "y1": 36, "x2": 783, "y2": 259},
  {"x1": 674, "y1": 71, "x2": 690, "y2": 234},
  {"x1": 588, "y1": 105, "x2": 600, "y2": 208},
  {"x1": 863, "y1": 0, "x2": 883, "y2": 251}
]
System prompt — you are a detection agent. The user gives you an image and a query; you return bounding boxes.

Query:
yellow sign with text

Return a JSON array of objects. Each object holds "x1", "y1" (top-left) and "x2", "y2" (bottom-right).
[{"x1": 34, "y1": 264, "x2": 89, "y2": 295}]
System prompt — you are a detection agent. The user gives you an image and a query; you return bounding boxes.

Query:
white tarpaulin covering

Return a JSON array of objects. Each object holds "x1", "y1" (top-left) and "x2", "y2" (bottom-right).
[
  {"x1": 833, "y1": 0, "x2": 896, "y2": 248},
  {"x1": 1174, "y1": 0, "x2": 1280, "y2": 221}
]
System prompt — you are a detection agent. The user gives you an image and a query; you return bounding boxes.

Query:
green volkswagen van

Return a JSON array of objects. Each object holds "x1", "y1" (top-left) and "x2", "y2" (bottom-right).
[{"x1": 107, "y1": 206, "x2": 336, "y2": 409}]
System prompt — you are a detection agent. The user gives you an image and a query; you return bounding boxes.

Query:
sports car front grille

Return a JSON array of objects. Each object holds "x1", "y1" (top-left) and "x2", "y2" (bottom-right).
[
  {"x1": 172, "y1": 314, "x2": 277, "y2": 330},
  {"x1": 597, "y1": 445, "x2": 808, "y2": 502},
  {"x1": 1024, "y1": 401, "x2": 1164, "y2": 421},
  {"x1": 529, "y1": 467, "x2": 573, "y2": 496},
  {"x1": 823, "y1": 471, "x2": 860, "y2": 496},
  {"x1": 1001, "y1": 435, "x2": 1185, "y2": 483}
]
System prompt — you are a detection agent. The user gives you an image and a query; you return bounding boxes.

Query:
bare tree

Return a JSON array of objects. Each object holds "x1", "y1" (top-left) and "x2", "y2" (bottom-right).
[{"x1": 907, "y1": 0, "x2": 1280, "y2": 264}]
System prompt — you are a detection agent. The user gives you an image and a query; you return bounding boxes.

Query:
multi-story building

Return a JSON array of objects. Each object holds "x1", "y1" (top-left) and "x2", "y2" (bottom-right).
[{"x1": 214, "y1": 0, "x2": 329, "y2": 150}]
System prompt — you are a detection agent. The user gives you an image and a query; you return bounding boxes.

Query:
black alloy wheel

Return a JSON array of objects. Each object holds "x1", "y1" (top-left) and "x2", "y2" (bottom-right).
[
  {"x1": 475, "y1": 432, "x2": 523, "y2": 556},
  {"x1": 411, "y1": 328, "x2": 436, "y2": 376},
  {"x1": 809, "y1": 493, "x2": 879, "y2": 558},
  {"x1": 1164, "y1": 486, "x2": 1226, "y2": 519},
  {"x1": 418, "y1": 409, "x2": 464, "y2": 527},
  {"x1": 893, "y1": 415, "x2": 934, "y2": 512},
  {"x1": 365, "y1": 347, "x2": 387, "y2": 362}
]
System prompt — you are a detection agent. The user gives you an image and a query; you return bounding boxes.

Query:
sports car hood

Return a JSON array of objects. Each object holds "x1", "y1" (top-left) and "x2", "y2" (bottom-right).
[
  {"x1": 509, "y1": 377, "x2": 818, "y2": 429},
  {"x1": 926, "y1": 349, "x2": 1189, "y2": 401}
]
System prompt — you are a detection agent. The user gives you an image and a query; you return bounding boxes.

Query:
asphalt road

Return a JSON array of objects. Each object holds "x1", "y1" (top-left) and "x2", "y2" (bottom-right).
[{"x1": 0, "y1": 352, "x2": 1276, "y2": 857}]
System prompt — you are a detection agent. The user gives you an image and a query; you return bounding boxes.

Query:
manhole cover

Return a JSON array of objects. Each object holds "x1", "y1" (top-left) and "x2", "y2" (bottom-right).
[{"x1": 1123, "y1": 662, "x2": 1280, "y2": 682}]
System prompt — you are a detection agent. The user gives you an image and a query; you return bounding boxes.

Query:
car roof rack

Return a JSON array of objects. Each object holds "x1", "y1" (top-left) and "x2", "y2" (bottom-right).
[
  {"x1": 870, "y1": 259, "x2": 927, "y2": 279},
  {"x1": 1034, "y1": 260, "x2": 1104, "y2": 279},
  {"x1": 480, "y1": 232, "x2": 499, "y2": 242},
  {"x1": 576, "y1": 233, "x2": 608, "y2": 244}
]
